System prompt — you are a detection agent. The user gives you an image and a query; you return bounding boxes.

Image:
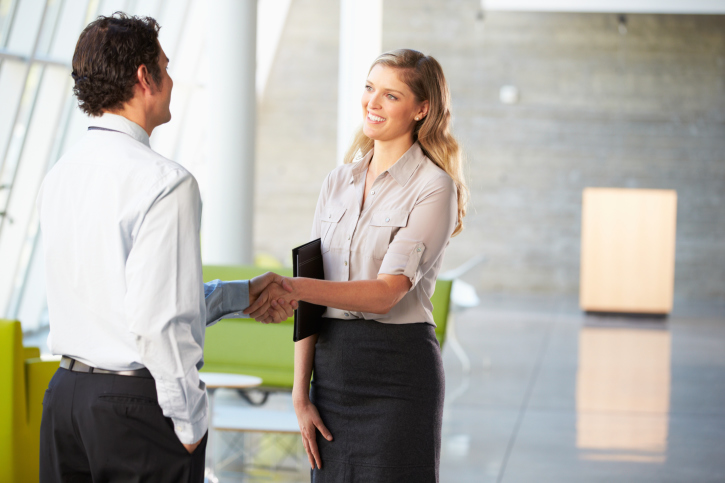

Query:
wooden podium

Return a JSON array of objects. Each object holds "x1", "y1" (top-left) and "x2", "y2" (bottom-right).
[{"x1": 579, "y1": 188, "x2": 677, "y2": 315}]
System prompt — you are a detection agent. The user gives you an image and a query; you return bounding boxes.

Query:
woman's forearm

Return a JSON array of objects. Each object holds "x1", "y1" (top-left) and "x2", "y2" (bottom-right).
[
  {"x1": 291, "y1": 276, "x2": 410, "y2": 315},
  {"x1": 293, "y1": 334, "x2": 318, "y2": 404}
]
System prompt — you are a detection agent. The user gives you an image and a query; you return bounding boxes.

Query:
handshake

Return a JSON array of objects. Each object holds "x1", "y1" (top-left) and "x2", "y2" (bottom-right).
[{"x1": 244, "y1": 272, "x2": 299, "y2": 324}]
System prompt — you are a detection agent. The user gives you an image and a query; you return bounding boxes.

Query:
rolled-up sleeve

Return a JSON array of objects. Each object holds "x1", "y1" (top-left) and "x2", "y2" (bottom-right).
[
  {"x1": 378, "y1": 175, "x2": 457, "y2": 290},
  {"x1": 204, "y1": 279, "x2": 250, "y2": 326},
  {"x1": 125, "y1": 170, "x2": 208, "y2": 445}
]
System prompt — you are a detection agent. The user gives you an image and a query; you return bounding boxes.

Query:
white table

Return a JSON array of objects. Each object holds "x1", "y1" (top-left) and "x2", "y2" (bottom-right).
[
  {"x1": 212, "y1": 405, "x2": 304, "y2": 475},
  {"x1": 201, "y1": 373, "x2": 263, "y2": 483}
]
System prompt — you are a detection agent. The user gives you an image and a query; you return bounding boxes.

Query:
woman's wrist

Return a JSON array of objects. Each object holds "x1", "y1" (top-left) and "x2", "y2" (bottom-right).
[
  {"x1": 286, "y1": 276, "x2": 304, "y2": 302},
  {"x1": 292, "y1": 387, "x2": 311, "y2": 407}
]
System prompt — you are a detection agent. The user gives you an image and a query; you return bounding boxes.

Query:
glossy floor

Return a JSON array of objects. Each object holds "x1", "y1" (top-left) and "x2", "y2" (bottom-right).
[
  {"x1": 25, "y1": 295, "x2": 725, "y2": 482},
  {"x1": 439, "y1": 295, "x2": 725, "y2": 483}
]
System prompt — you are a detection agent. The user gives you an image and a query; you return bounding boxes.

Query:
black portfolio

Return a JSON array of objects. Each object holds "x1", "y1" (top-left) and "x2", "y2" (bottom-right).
[{"x1": 292, "y1": 238, "x2": 326, "y2": 342}]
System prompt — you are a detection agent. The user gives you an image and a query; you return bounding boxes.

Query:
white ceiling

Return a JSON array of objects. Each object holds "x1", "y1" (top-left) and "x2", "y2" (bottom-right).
[{"x1": 481, "y1": 0, "x2": 725, "y2": 14}]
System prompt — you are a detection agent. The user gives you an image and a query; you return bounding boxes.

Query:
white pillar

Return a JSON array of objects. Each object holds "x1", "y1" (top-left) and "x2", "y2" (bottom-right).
[
  {"x1": 204, "y1": 0, "x2": 257, "y2": 265},
  {"x1": 336, "y1": 0, "x2": 382, "y2": 166}
]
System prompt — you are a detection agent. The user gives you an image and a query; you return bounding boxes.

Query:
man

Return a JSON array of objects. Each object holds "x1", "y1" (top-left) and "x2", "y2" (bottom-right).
[{"x1": 37, "y1": 13, "x2": 292, "y2": 481}]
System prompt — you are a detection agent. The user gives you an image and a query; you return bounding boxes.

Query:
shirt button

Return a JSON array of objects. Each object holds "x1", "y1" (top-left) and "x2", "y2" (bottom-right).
[
  {"x1": 385, "y1": 217, "x2": 390, "y2": 222},
  {"x1": 347, "y1": 235, "x2": 351, "y2": 240},
  {"x1": 344, "y1": 261, "x2": 348, "y2": 266},
  {"x1": 328, "y1": 214, "x2": 331, "y2": 218},
  {"x1": 417, "y1": 247, "x2": 422, "y2": 252},
  {"x1": 344, "y1": 312, "x2": 350, "y2": 317},
  {"x1": 371, "y1": 190, "x2": 375, "y2": 195}
]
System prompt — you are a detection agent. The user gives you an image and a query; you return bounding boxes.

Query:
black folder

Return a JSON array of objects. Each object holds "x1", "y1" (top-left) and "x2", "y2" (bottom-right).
[{"x1": 292, "y1": 238, "x2": 326, "y2": 342}]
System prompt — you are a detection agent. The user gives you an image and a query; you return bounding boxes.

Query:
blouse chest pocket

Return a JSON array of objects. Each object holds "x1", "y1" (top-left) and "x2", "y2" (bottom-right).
[
  {"x1": 367, "y1": 210, "x2": 410, "y2": 260},
  {"x1": 320, "y1": 205, "x2": 346, "y2": 253}
]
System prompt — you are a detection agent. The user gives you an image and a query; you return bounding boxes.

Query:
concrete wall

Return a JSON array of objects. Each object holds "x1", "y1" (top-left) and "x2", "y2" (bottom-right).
[{"x1": 256, "y1": 0, "x2": 725, "y2": 301}]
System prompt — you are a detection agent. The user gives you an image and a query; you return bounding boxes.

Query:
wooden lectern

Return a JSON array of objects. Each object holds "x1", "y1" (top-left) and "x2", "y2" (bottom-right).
[{"x1": 579, "y1": 188, "x2": 677, "y2": 315}]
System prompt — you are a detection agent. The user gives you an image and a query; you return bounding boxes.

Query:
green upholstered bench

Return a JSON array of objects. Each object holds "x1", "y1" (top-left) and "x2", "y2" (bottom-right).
[
  {"x1": 201, "y1": 266, "x2": 453, "y2": 391},
  {"x1": 0, "y1": 320, "x2": 60, "y2": 483}
]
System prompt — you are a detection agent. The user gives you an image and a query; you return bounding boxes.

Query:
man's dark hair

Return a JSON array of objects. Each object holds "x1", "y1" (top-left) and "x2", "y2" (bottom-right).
[{"x1": 71, "y1": 12, "x2": 162, "y2": 117}]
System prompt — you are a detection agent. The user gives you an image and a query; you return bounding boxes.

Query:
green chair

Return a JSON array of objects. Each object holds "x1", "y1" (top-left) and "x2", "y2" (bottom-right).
[
  {"x1": 0, "y1": 320, "x2": 59, "y2": 483},
  {"x1": 202, "y1": 266, "x2": 296, "y2": 390},
  {"x1": 430, "y1": 279, "x2": 453, "y2": 347},
  {"x1": 201, "y1": 266, "x2": 454, "y2": 391}
]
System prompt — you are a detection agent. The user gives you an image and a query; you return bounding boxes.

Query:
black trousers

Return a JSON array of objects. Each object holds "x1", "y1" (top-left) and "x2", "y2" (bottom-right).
[{"x1": 40, "y1": 368, "x2": 207, "y2": 483}]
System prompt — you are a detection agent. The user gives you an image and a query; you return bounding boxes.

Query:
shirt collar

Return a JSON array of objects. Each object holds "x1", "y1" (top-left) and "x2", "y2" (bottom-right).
[
  {"x1": 350, "y1": 142, "x2": 425, "y2": 187},
  {"x1": 89, "y1": 113, "x2": 151, "y2": 147}
]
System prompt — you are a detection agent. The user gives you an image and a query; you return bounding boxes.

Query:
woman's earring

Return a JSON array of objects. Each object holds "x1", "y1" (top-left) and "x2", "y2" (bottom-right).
[{"x1": 415, "y1": 117, "x2": 420, "y2": 121}]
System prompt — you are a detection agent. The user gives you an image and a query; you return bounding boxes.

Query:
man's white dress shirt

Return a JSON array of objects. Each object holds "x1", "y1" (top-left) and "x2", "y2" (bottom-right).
[{"x1": 37, "y1": 113, "x2": 249, "y2": 444}]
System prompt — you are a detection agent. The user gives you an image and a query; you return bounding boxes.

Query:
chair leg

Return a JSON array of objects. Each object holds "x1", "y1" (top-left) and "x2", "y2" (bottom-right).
[{"x1": 236, "y1": 389, "x2": 270, "y2": 406}]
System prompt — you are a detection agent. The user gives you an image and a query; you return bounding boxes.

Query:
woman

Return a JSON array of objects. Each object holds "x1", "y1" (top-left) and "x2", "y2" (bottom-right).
[{"x1": 246, "y1": 49, "x2": 468, "y2": 482}]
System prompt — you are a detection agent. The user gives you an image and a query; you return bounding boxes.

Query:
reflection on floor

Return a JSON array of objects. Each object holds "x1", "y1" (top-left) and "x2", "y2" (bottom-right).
[
  {"x1": 439, "y1": 295, "x2": 725, "y2": 483},
  {"x1": 24, "y1": 295, "x2": 725, "y2": 482},
  {"x1": 576, "y1": 327, "x2": 670, "y2": 464}
]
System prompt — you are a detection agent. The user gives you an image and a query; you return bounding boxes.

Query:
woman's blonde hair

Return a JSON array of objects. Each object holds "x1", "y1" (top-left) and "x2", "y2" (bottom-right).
[{"x1": 343, "y1": 49, "x2": 469, "y2": 236}]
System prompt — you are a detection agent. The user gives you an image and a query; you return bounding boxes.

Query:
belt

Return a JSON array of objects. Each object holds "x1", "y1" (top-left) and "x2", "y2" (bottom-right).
[{"x1": 60, "y1": 356, "x2": 153, "y2": 378}]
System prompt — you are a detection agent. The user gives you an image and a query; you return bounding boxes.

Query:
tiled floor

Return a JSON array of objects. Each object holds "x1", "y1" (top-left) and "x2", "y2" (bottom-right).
[
  {"x1": 438, "y1": 295, "x2": 725, "y2": 483},
  {"x1": 25, "y1": 295, "x2": 725, "y2": 482}
]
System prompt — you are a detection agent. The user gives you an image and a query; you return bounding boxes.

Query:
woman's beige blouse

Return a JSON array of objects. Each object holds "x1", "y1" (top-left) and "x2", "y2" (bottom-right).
[{"x1": 311, "y1": 142, "x2": 457, "y2": 326}]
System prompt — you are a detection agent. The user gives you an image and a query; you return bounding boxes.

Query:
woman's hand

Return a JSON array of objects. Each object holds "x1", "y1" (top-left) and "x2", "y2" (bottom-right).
[
  {"x1": 245, "y1": 276, "x2": 296, "y2": 321},
  {"x1": 247, "y1": 273, "x2": 297, "y2": 323},
  {"x1": 293, "y1": 397, "x2": 333, "y2": 469}
]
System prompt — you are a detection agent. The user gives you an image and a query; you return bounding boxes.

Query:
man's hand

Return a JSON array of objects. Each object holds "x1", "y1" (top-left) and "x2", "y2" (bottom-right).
[
  {"x1": 247, "y1": 272, "x2": 297, "y2": 323},
  {"x1": 182, "y1": 437, "x2": 203, "y2": 454}
]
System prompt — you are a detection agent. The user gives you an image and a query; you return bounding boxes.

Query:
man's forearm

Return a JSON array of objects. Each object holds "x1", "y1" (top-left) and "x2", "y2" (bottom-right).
[{"x1": 204, "y1": 279, "x2": 251, "y2": 325}]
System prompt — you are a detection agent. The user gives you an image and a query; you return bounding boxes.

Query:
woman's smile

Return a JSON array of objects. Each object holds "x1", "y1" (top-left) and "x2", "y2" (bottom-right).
[{"x1": 366, "y1": 111, "x2": 386, "y2": 124}]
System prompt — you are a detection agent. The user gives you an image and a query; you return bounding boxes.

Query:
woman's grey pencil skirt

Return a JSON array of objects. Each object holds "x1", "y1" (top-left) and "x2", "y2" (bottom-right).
[{"x1": 309, "y1": 317, "x2": 445, "y2": 483}]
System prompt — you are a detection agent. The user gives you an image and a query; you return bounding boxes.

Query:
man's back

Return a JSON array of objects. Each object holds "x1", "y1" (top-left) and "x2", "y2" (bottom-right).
[{"x1": 38, "y1": 114, "x2": 204, "y2": 372}]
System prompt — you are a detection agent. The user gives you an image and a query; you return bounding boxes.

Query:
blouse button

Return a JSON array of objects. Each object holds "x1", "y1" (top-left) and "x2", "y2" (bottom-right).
[
  {"x1": 371, "y1": 190, "x2": 375, "y2": 195},
  {"x1": 385, "y1": 217, "x2": 390, "y2": 222},
  {"x1": 328, "y1": 214, "x2": 331, "y2": 218},
  {"x1": 417, "y1": 247, "x2": 422, "y2": 252},
  {"x1": 344, "y1": 261, "x2": 348, "y2": 266},
  {"x1": 344, "y1": 312, "x2": 350, "y2": 317},
  {"x1": 347, "y1": 235, "x2": 351, "y2": 240}
]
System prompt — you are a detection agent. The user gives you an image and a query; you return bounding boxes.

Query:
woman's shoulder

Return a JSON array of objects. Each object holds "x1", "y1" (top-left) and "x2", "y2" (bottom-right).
[
  {"x1": 417, "y1": 154, "x2": 456, "y2": 194},
  {"x1": 324, "y1": 159, "x2": 360, "y2": 187}
]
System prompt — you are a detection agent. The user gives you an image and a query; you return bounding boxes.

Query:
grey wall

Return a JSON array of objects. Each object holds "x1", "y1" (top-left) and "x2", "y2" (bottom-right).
[{"x1": 256, "y1": 0, "x2": 725, "y2": 301}]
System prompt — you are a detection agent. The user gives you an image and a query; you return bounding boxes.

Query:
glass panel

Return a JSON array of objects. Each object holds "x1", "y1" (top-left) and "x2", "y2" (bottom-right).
[
  {"x1": 0, "y1": 62, "x2": 42, "y2": 215},
  {"x1": 13, "y1": 231, "x2": 46, "y2": 331},
  {"x1": 170, "y1": 0, "x2": 204, "y2": 83},
  {"x1": 0, "y1": 65, "x2": 68, "y2": 316},
  {"x1": 0, "y1": 0, "x2": 18, "y2": 47},
  {"x1": 35, "y1": 0, "x2": 63, "y2": 57},
  {"x1": 5, "y1": 0, "x2": 45, "y2": 56},
  {"x1": 129, "y1": 0, "x2": 162, "y2": 18},
  {"x1": 48, "y1": 0, "x2": 93, "y2": 64},
  {"x1": 156, "y1": 0, "x2": 188, "y2": 62},
  {"x1": 97, "y1": 0, "x2": 128, "y2": 17},
  {"x1": 0, "y1": 59, "x2": 26, "y2": 174}
]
